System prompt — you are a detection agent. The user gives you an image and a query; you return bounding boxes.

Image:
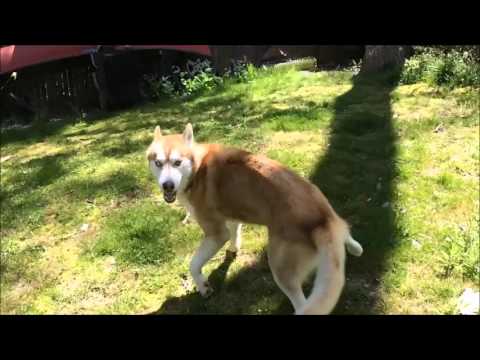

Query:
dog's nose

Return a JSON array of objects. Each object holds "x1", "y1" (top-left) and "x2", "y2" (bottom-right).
[{"x1": 162, "y1": 181, "x2": 175, "y2": 192}]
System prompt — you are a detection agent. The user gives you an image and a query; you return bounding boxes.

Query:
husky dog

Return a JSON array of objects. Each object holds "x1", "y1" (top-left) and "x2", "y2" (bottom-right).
[{"x1": 147, "y1": 124, "x2": 363, "y2": 314}]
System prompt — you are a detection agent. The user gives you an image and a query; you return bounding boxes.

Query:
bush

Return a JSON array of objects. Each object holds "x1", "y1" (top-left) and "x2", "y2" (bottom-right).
[
  {"x1": 401, "y1": 47, "x2": 480, "y2": 87},
  {"x1": 181, "y1": 61, "x2": 223, "y2": 96},
  {"x1": 224, "y1": 60, "x2": 258, "y2": 82},
  {"x1": 346, "y1": 59, "x2": 362, "y2": 75},
  {"x1": 438, "y1": 219, "x2": 480, "y2": 282},
  {"x1": 142, "y1": 59, "x2": 220, "y2": 100},
  {"x1": 142, "y1": 58, "x2": 259, "y2": 101},
  {"x1": 142, "y1": 75, "x2": 176, "y2": 100},
  {"x1": 401, "y1": 55, "x2": 428, "y2": 84}
]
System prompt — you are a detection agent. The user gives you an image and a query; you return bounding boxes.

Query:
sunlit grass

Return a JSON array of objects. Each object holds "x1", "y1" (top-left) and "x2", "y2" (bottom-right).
[{"x1": 1, "y1": 66, "x2": 478, "y2": 314}]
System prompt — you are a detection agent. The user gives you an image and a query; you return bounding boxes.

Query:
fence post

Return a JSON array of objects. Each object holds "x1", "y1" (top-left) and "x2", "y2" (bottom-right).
[{"x1": 91, "y1": 48, "x2": 110, "y2": 111}]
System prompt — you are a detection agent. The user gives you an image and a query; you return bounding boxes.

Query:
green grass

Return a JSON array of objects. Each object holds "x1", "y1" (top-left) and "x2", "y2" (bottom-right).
[{"x1": 1, "y1": 66, "x2": 478, "y2": 314}]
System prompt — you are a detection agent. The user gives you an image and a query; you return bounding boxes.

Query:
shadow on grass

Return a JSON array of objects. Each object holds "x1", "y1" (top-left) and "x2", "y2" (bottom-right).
[
  {"x1": 1, "y1": 152, "x2": 74, "y2": 235},
  {"x1": 152, "y1": 69, "x2": 403, "y2": 315},
  {"x1": 0, "y1": 112, "x2": 110, "y2": 147},
  {"x1": 59, "y1": 171, "x2": 142, "y2": 201},
  {"x1": 99, "y1": 137, "x2": 153, "y2": 158},
  {"x1": 152, "y1": 251, "x2": 293, "y2": 315},
  {"x1": 5, "y1": 152, "x2": 72, "y2": 191},
  {"x1": 309, "y1": 69, "x2": 402, "y2": 314},
  {"x1": 0, "y1": 81, "x2": 245, "y2": 148}
]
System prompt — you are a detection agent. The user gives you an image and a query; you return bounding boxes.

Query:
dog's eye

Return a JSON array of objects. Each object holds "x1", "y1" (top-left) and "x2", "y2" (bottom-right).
[
  {"x1": 173, "y1": 160, "x2": 182, "y2": 167},
  {"x1": 154, "y1": 160, "x2": 163, "y2": 168}
]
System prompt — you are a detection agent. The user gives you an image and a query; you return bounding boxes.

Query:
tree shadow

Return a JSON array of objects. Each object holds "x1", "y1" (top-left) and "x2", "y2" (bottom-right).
[
  {"x1": 58, "y1": 171, "x2": 142, "y2": 201},
  {"x1": 150, "y1": 250, "x2": 294, "y2": 315},
  {"x1": 1, "y1": 152, "x2": 74, "y2": 235},
  {"x1": 5, "y1": 152, "x2": 72, "y2": 191},
  {"x1": 309, "y1": 69, "x2": 403, "y2": 314},
  {"x1": 0, "y1": 111, "x2": 111, "y2": 147}
]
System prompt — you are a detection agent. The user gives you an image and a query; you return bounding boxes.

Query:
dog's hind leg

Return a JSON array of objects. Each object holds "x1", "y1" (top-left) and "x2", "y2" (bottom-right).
[
  {"x1": 267, "y1": 237, "x2": 318, "y2": 313},
  {"x1": 189, "y1": 224, "x2": 229, "y2": 297},
  {"x1": 226, "y1": 222, "x2": 242, "y2": 254},
  {"x1": 296, "y1": 221, "x2": 347, "y2": 315}
]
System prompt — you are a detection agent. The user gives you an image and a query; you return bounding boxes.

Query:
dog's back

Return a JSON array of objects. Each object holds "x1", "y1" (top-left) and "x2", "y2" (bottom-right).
[{"x1": 190, "y1": 144, "x2": 339, "y2": 243}]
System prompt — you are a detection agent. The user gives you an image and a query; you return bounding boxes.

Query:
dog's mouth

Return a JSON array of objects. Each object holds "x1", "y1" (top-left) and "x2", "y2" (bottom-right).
[{"x1": 163, "y1": 191, "x2": 177, "y2": 203}]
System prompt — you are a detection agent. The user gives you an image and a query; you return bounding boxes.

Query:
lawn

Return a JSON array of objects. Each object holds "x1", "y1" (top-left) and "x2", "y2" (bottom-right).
[{"x1": 1, "y1": 66, "x2": 478, "y2": 314}]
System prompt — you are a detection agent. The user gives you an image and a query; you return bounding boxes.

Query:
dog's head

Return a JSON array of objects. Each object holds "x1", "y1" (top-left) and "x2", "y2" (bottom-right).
[{"x1": 146, "y1": 123, "x2": 195, "y2": 203}]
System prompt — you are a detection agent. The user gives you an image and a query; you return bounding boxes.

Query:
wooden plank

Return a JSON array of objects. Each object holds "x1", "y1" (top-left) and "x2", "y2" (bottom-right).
[{"x1": 91, "y1": 52, "x2": 110, "y2": 111}]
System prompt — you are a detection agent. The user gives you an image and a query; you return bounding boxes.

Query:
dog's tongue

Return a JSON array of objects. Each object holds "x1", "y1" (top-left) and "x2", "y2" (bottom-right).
[{"x1": 164, "y1": 192, "x2": 176, "y2": 203}]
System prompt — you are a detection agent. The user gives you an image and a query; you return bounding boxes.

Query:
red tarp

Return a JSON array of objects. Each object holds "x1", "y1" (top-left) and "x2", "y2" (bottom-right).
[
  {"x1": 0, "y1": 45, "x2": 97, "y2": 75},
  {"x1": 113, "y1": 45, "x2": 211, "y2": 56},
  {"x1": 0, "y1": 45, "x2": 212, "y2": 75}
]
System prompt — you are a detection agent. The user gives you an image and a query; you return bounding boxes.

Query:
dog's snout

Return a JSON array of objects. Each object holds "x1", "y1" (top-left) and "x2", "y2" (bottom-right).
[{"x1": 162, "y1": 181, "x2": 175, "y2": 192}]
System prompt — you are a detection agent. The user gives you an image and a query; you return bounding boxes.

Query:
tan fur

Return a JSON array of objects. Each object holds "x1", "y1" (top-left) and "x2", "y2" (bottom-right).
[
  {"x1": 147, "y1": 134, "x2": 194, "y2": 164},
  {"x1": 146, "y1": 124, "x2": 362, "y2": 314}
]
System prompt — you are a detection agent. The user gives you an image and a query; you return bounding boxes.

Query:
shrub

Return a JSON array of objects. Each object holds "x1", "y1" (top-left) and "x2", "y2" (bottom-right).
[
  {"x1": 180, "y1": 60, "x2": 223, "y2": 96},
  {"x1": 438, "y1": 218, "x2": 480, "y2": 281},
  {"x1": 401, "y1": 47, "x2": 480, "y2": 87},
  {"x1": 142, "y1": 58, "x2": 261, "y2": 101},
  {"x1": 224, "y1": 59, "x2": 258, "y2": 82}
]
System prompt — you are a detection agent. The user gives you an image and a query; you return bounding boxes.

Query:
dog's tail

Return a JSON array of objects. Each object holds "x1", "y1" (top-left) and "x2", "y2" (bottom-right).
[
  {"x1": 297, "y1": 217, "x2": 354, "y2": 315},
  {"x1": 346, "y1": 234, "x2": 363, "y2": 257}
]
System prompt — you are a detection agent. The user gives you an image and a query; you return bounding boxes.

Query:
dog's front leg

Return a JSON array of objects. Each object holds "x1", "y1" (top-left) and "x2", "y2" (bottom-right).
[
  {"x1": 181, "y1": 211, "x2": 191, "y2": 225},
  {"x1": 189, "y1": 232, "x2": 228, "y2": 297},
  {"x1": 226, "y1": 222, "x2": 242, "y2": 253}
]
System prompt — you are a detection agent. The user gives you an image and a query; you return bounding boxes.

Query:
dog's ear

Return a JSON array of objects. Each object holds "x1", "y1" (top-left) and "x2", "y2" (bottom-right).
[
  {"x1": 183, "y1": 123, "x2": 194, "y2": 147},
  {"x1": 154, "y1": 126, "x2": 162, "y2": 141}
]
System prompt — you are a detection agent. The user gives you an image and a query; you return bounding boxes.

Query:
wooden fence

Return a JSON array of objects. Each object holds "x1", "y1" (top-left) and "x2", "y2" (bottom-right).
[{"x1": 1, "y1": 46, "x2": 366, "y2": 124}]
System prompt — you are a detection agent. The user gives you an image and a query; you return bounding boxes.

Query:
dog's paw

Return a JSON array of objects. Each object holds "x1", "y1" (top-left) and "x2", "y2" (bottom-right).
[{"x1": 198, "y1": 281, "x2": 214, "y2": 298}]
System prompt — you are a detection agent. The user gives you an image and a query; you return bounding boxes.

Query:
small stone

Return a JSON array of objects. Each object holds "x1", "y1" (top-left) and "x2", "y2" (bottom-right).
[
  {"x1": 110, "y1": 199, "x2": 121, "y2": 208},
  {"x1": 433, "y1": 124, "x2": 445, "y2": 133},
  {"x1": 80, "y1": 223, "x2": 90, "y2": 232},
  {"x1": 412, "y1": 239, "x2": 422, "y2": 250},
  {"x1": 458, "y1": 288, "x2": 479, "y2": 315}
]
